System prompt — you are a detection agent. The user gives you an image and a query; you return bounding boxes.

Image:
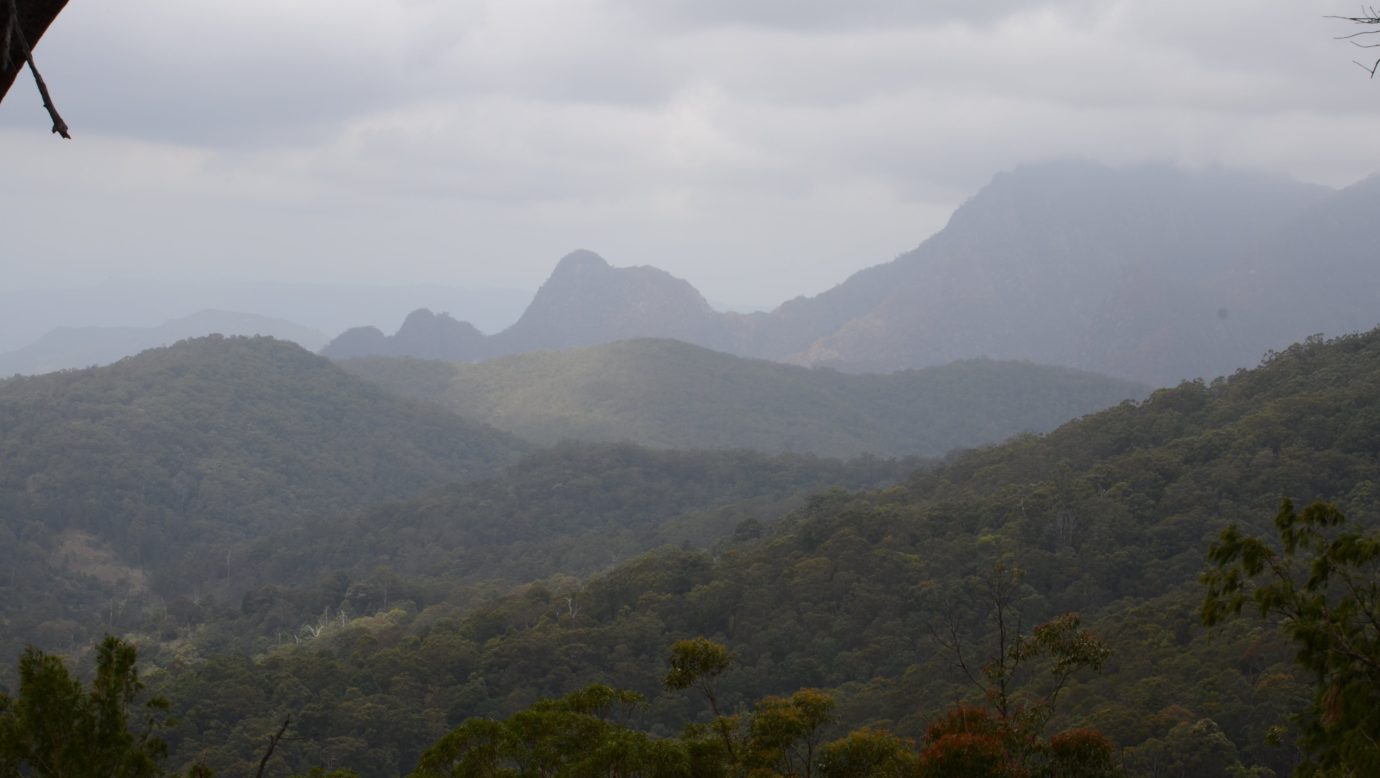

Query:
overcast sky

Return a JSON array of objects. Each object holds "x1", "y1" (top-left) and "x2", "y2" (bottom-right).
[{"x1": 2, "y1": 0, "x2": 1377, "y2": 309}]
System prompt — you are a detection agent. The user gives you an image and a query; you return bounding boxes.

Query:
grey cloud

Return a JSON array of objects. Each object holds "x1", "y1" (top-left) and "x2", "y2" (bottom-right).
[
  {"x1": 3, "y1": 0, "x2": 1379, "y2": 310},
  {"x1": 624, "y1": 0, "x2": 1084, "y2": 31}
]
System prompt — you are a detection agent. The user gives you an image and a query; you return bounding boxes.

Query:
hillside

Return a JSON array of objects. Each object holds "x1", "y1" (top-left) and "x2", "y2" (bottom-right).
[
  {"x1": 184, "y1": 443, "x2": 912, "y2": 651},
  {"x1": 160, "y1": 327, "x2": 1380, "y2": 776},
  {"x1": 0, "y1": 309, "x2": 329, "y2": 376},
  {"x1": 342, "y1": 339, "x2": 1147, "y2": 458},
  {"x1": 0, "y1": 335, "x2": 527, "y2": 660},
  {"x1": 318, "y1": 162, "x2": 1365, "y2": 386}
]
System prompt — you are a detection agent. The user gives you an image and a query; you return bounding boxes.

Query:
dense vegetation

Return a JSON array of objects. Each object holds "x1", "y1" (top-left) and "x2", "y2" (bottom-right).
[
  {"x1": 242, "y1": 442, "x2": 913, "y2": 590},
  {"x1": 148, "y1": 442, "x2": 911, "y2": 665},
  {"x1": 6, "y1": 632, "x2": 1117, "y2": 778},
  {"x1": 0, "y1": 336, "x2": 527, "y2": 662},
  {"x1": 130, "y1": 328, "x2": 1380, "y2": 775},
  {"x1": 6, "y1": 326, "x2": 1380, "y2": 776},
  {"x1": 341, "y1": 339, "x2": 1146, "y2": 458},
  {"x1": 1204, "y1": 499, "x2": 1380, "y2": 774}
]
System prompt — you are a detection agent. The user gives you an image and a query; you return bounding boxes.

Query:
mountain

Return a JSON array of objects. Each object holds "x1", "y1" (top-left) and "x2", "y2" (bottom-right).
[
  {"x1": 322, "y1": 161, "x2": 1373, "y2": 386},
  {"x1": 0, "y1": 281, "x2": 531, "y2": 354},
  {"x1": 0, "y1": 309, "x2": 329, "y2": 376},
  {"x1": 164, "y1": 326, "x2": 1380, "y2": 776},
  {"x1": 1218, "y1": 173, "x2": 1380, "y2": 354},
  {"x1": 0, "y1": 335, "x2": 527, "y2": 660},
  {"x1": 341, "y1": 338, "x2": 1148, "y2": 458},
  {"x1": 322, "y1": 308, "x2": 488, "y2": 361},
  {"x1": 321, "y1": 251, "x2": 732, "y2": 361},
  {"x1": 772, "y1": 162, "x2": 1331, "y2": 382},
  {"x1": 489, "y1": 250, "x2": 732, "y2": 354}
]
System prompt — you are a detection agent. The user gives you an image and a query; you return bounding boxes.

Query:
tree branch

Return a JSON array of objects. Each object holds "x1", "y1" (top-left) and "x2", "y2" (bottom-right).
[
  {"x1": 254, "y1": 716, "x2": 292, "y2": 778},
  {"x1": 1329, "y1": 8, "x2": 1380, "y2": 77},
  {"x1": 5, "y1": 0, "x2": 68, "y2": 137}
]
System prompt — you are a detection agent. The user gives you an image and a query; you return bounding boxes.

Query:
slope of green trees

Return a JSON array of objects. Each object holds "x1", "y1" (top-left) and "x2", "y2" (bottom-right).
[
  {"x1": 341, "y1": 339, "x2": 1147, "y2": 458},
  {"x1": 0, "y1": 336, "x2": 528, "y2": 661},
  {"x1": 144, "y1": 329, "x2": 1380, "y2": 776},
  {"x1": 153, "y1": 442, "x2": 911, "y2": 661}
]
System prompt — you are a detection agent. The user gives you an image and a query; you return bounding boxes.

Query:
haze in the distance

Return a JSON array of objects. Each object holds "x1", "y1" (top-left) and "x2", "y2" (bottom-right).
[{"x1": 1, "y1": 0, "x2": 1377, "y2": 309}]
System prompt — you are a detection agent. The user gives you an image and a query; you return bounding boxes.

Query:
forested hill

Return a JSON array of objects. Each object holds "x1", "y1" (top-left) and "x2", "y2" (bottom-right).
[
  {"x1": 341, "y1": 339, "x2": 1147, "y2": 458},
  {"x1": 161, "y1": 328, "x2": 1380, "y2": 776},
  {"x1": 191, "y1": 442, "x2": 913, "y2": 651},
  {"x1": 0, "y1": 335, "x2": 527, "y2": 661}
]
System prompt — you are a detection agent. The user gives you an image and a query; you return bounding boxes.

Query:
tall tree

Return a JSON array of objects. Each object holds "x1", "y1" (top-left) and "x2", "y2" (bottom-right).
[
  {"x1": 1203, "y1": 498, "x2": 1380, "y2": 775},
  {"x1": 925, "y1": 563, "x2": 1115, "y2": 776},
  {"x1": 0, "y1": 636, "x2": 173, "y2": 777}
]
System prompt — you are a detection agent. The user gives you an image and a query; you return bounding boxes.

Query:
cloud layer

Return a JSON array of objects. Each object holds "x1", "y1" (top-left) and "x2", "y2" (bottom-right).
[{"x1": 1, "y1": 0, "x2": 1375, "y2": 307}]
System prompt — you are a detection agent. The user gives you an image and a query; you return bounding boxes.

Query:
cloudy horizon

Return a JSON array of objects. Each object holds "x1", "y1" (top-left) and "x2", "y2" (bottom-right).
[{"x1": 2, "y1": 0, "x2": 1377, "y2": 309}]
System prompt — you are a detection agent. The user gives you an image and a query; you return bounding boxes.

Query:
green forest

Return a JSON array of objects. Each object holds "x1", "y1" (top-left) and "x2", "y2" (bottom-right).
[
  {"x1": 339, "y1": 339, "x2": 1146, "y2": 458},
  {"x1": 3, "y1": 329, "x2": 1379, "y2": 776},
  {"x1": 8, "y1": 3, "x2": 1380, "y2": 777}
]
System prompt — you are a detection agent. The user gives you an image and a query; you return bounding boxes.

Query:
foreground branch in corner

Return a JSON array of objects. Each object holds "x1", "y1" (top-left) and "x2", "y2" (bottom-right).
[
  {"x1": 3, "y1": 0, "x2": 69, "y2": 137},
  {"x1": 1329, "y1": 9, "x2": 1380, "y2": 77}
]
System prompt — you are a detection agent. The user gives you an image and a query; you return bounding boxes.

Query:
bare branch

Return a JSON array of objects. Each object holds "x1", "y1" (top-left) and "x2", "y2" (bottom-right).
[
  {"x1": 4, "y1": 0, "x2": 69, "y2": 137},
  {"x1": 254, "y1": 716, "x2": 292, "y2": 778}
]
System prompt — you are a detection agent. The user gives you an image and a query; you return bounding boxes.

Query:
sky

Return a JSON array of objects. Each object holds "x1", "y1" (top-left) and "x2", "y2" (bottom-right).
[{"x1": 2, "y1": 0, "x2": 1378, "y2": 311}]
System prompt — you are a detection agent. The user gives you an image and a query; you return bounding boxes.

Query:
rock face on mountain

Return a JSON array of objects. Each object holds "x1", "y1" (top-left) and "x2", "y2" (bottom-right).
[
  {"x1": 488, "y1": 250, "x2": 731, "y2": 353},
  {"x1": 322, "y1": 161, "x2": 1376, "y2": 386},
  {"x1": 321, "y1": 308, "x2": 488, "y2": 361},
  {"x1": 322, "y1": 250, "x2": 735, "y2": 361},
  {"x1": 778, "y1": 162, "x2": 1331, "y2": 382},
  {"x1": 1219, "y1": 173, "x2": 1380, "y2": 355}
]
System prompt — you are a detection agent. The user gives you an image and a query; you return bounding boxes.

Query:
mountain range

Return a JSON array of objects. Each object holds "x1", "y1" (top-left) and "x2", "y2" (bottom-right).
[
  {"x1": 0, "y1": 280, "x2": 531, "y2": 358},
  {"x1": 159, "y1": 323, "x2": 1380, "y2": 776},
  {"x1": 323, "y1": 161, "x2": 1379, "y2": 386},
  {"x1": 341, "y1": 338, "x2": 1147, "y2": 458},
  {"x1": 0, "y1": 310, "x2": 329, "y2": 376}
]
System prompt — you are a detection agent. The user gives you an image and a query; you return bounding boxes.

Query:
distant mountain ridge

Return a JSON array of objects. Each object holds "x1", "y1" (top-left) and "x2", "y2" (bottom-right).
[
  {"x1": 0, "y1": 281, "x2": 531, "y2": 354},
  {"x1": 322, "y1": 251, "x2": 734, "y2": 361},
  {"x1": 322, "y1": 161, "x2": 1376, "y2": 386},
  {"x1": 341, "y1": 338, "x2": 1148, "y2": 458},
  {"x1": 0, "y1": 309, "x2": 329, "y2": 376}
]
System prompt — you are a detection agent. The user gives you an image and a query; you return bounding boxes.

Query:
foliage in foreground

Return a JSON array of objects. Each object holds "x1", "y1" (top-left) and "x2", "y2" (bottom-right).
[
  {"x1": 2, "y1": 633, "x2": 1118, "y2": 778},
  {"x1": 0, "y1": 636, "x2": 175, "y2": 778},
  {"x1": 411, "y1": 634, "x2": 1117, "y2": 778},
  {"x1": 1204, "y1": 499, "x2": 1380, "y2": 776}
]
